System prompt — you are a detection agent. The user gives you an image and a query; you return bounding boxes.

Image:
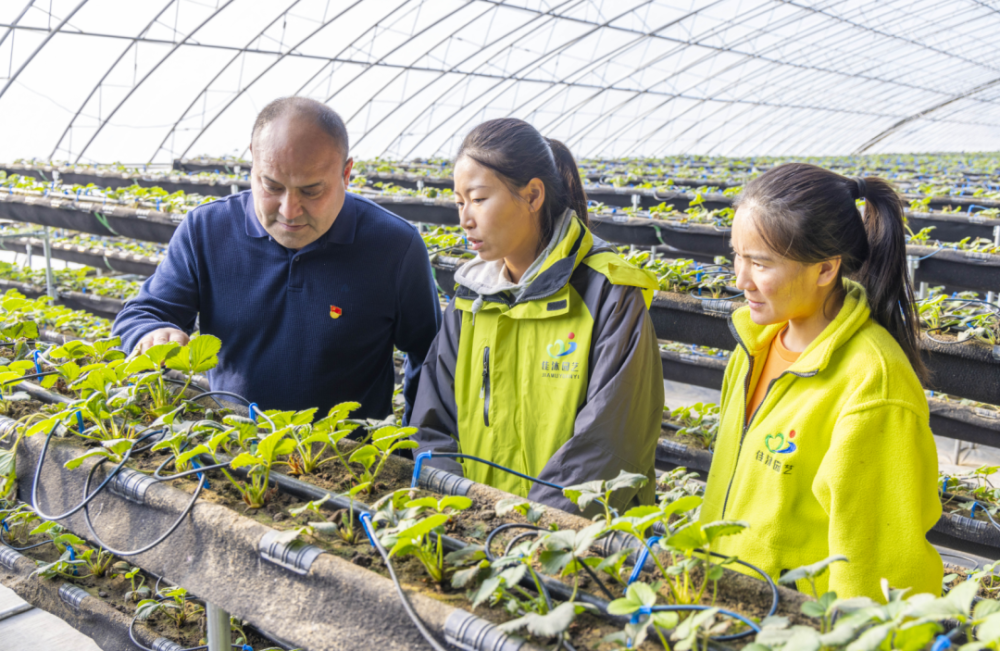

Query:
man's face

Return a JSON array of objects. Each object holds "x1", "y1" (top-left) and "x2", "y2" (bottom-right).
[{"x1": 250, "y1": 114, "x2": 353, "y2": 250}]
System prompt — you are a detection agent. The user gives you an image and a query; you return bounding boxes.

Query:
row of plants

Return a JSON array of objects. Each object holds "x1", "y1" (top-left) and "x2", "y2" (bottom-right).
[
  {"x1": 0, "y1": 280, "x2": 998, "y2": 649},
  {"x1": 0, "y1": 261, "x2": 141, "y2": 301},
  {"x1": 0, "y1": 173, "x2": 216, "y2": 215}
]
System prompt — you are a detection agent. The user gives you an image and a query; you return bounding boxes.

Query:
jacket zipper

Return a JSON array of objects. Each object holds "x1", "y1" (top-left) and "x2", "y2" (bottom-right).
[
  {"x1": 719, "y1": 323, "x2": 818, "y2": 519},
  {"x1": 481, "y1": 346, "x2": 491, "y2": 426}
]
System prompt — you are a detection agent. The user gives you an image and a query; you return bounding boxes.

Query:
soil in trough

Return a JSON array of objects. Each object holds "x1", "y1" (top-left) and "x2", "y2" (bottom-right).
[{"x1": 1, "y1": 535, "x2": 276, "y2": 649}]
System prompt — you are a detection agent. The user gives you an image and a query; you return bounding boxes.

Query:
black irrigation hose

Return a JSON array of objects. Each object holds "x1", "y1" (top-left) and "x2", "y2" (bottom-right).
[
  {"x1": 126, "y1": 595, "x2": 253, "y2": 651},
  {"x1": 30, "y1": 425, "x2": 161, "y2": 522},
  {"x1": 80, "y1": 456, "x2": 207, "y2": 557},
  {"x1": 0, "y1": 524, "x2": 53, "y2": 551},
  {"x1": 358, "y1": 513, "x2": 452, "y2": 651}
]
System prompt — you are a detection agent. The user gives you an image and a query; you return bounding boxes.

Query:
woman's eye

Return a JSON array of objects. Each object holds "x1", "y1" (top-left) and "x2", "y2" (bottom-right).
[{"x1": 472, "y1": 198, "x2": 485, "y2": 204}]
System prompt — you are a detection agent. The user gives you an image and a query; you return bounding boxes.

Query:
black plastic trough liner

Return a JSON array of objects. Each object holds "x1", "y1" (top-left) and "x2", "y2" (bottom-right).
[
  {"x1": 1, "y1": 236, "x2": 160, "y2": 277},
  {"x1": 584, "y1": 186, "x2": 732, "y2": 211},
  {"x1": 0, "y1": 192, "x2": 179, "y2": 244},
  {"x1": 908, "y1": 211, "x2": 1000, "y2": 243},
  {"x1": 0, "y1": 278, "x2": 126, "y2": 320},
  {"x1": 9, "y1": 431, "x2": 545, "y2": 651},
  {"x1": 0, "y1": 164, "x2": 249, "y2": 197},
  {"x1": 173, "y1": 158, "x2": 248, "y2": 174},
  {"x1": 909, "y1": 245, "x2": 1000, "y2": 293},
  {"x1": 0, "y1": 541, "x2": 167, "y2": 651}
]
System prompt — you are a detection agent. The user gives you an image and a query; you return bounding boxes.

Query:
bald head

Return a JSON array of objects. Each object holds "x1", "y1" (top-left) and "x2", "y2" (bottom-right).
[{"x1": 252, "y1": 97, "x2": 349, "y2": 166}]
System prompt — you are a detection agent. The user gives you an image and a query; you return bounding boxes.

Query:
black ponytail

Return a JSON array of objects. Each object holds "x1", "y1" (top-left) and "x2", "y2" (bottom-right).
[
  {"x1": 457, "y1": 118, "x2": 588, "y2": 252},
  {"x1": 736, "y1": 163, "x2": 928, "y2": 383}
]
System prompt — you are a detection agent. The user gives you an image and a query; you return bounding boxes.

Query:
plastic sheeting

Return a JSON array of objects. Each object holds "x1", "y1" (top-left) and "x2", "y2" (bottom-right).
[{"x1": 0, "y1": 0, "x2": 999, "y2": 163}]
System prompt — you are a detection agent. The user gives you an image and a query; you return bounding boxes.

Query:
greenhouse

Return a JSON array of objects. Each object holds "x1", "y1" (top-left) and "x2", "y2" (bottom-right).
[{"x1": 0, "y1": 1, "x2": 1000, "y2": 651}]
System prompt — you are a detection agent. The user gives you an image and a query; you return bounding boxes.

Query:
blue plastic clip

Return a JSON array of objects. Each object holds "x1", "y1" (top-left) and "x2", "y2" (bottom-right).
[
  {"x1": 968, "y1": 204, "x2": 989, "y2": 215},
  {"x1": 75, "y1": 411, "x2": 85, "y2": 434},
  {"x1": 972, "y1": 502, "x2": 984, "y2": 519},
  {"x1": 411, "y1": 451, "x2": 432, "y2": 488},
  {"x1": 629, "y1": 605, "x2": 653, "y2": 625},
  {"x1": 931, "y1": 635, "x2": 952, "y2": 651},
  {"x1": 191, "y1": 459, "x2": 209, "y2": 489},
  {"x1": 32, "y1": 350, "x2": 41, "y2": 376},
  {"x1": 67, "y1": 544, "x2": 78, "y2": 575},
  {"x1": 626, "y1": 536, "x2": 661, "y2": 589},
  {"x1": 248, "y1": 403, "x2": 258, "y2": 422},
  {"x1": 156, "y1": 198, "x2": 161, "y2": 212},
  {"x1": 242, "y1": 645, "x2": 252, "y2": 651},
  {"x1": 358, "y1": 512, "x2": 377, "y2": 549},
  {"x1": 1, "y1": 518, "x2": 8, "y2": 531}
]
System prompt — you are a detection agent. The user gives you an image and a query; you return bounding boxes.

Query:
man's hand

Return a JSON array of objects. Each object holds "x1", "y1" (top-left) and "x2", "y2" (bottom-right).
[{"x1": 135, "y1": 328, "x2": 189, "y2": 354}]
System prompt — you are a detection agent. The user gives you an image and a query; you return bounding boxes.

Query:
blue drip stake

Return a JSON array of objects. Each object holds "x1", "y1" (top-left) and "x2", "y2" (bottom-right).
[
  {"x1": 33, "y1": 350, "x2": 41, "y2": 375},
  {"x1": 248, "y1": 402, "x2": 258, "y2": 422},
  {"x1": 76, "y1": 411, "x2": 85, "y2": 434},
  {"x1": 626, "y1": 536, "x2": 662, "y2": 589},
  {"x1": 359, "y1": 512, "x2": 377, "y2": 549}
]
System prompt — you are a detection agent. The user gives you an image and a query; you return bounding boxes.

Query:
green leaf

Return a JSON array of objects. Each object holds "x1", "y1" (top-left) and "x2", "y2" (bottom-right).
[
  {"x1": 801, "y1": 601, "x2": 826, "y2": 618},
  {"x1": 143, "y1": 342, "x2": 180, "y2": 366},
  {"x1": 187, "y1": 334, "x2": 221, "y2": 373},
  {"x1": 439, "y1": 495, "x2": 472, "y2": 512},
  {"x1": 0, "y1": 448, "x2": 15, "y2": 477},
  {"x1": 845, "y1": 622, "x2": 893, "y2": 651},
  {"x1": 499, "y1": 601, "x2": 579, "y2": 637},
  {"x1": 348, "y1": 445, "x2": 378, "y2": 467},
  {"x1": 606, "y1": 470, "x2": 649, "y2": 493},
  {"x1": 651, "y1": 611, "x2": 679, "y2": 630},
  {"x1": 666, "y1": 521, "x2": 706, "y2": 552},
  {"x1": 405, "y1": 497, "x2": 438, "y2": 510},
  {"x1": 389, "y1": 514, "x2": 449, "y2": 555},
  {"x1": 102, "y1": 438, "x2": 134, "y2": 456},
  {"x1": 778, "y1": 555, "x2": 849, "y2": 585},
  {"x1": 702, "y1": 520, "x2": 749, "y2": 544},
  {"x1": 606, "y1": 596, "x2": 642, "y2": 616},
  {"x1": 64, "y1": 448, "x2": 111, "y2": 470},
  {"x1": 975, "y1": 600, "x2": 1000, "y2": 620},
  {"x1": 229, "y1": 452, "x2": 260, "y2": 469},
  {"x1": 626, "y1": 581, "x2": 658, "y2": 607},
  {"x1": 976, "y1": 612, "x2": 1000, "y2": 644},
  {"x1": 135, "y1": 599, "x2": 162, "y2": 621},
  {"x1": 537, "y1": 550, "x2": 572, "y2": 575},
  {"x1": 257, "y1": 428, "x2": 291, "y2": 462},
  {"x1": 122, "y1": 356, "x2": 156, "y2": 376},
  {"x1": 273, "y1": 439, "x2": 297, "y2": 457},
  {"x1": 175, "y1": 445, "x2": 211, "y2": 468}
]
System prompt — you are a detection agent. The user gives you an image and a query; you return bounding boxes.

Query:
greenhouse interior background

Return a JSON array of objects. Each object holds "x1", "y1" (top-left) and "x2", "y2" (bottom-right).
[{"x1": 1, "y1": 1, "x2": 1000, "y2": 650}]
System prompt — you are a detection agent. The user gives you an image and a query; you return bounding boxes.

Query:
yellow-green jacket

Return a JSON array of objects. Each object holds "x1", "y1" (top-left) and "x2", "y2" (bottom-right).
[
  {"x1": 410, "y1": 212, "x2": 664, "y2": 514},
  {"x1": 701, "y1": 279, "x2": 942, "y2": 600}
]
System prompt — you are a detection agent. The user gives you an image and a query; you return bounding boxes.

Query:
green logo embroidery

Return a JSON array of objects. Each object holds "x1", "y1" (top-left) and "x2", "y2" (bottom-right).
[
  {"x1": 765, "y1": 431, "x2": 797, "y2": 454},
  {"x1": 546, "y1": 336, "x2": 577, "y2": 359}
]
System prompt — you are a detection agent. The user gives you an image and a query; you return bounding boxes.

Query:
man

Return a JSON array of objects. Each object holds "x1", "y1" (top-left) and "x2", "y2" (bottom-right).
[{"x1": 113, "y1": 97, "x2": 441, "y2": 421}]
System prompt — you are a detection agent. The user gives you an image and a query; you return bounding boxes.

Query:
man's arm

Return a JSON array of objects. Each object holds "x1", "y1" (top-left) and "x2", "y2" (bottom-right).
[
  {"x1": 394, "y1": 229, "x2": 443, "y2": 424},
  {"x1": 112, "y1": 217, "x2": 201, "y2": 354}
]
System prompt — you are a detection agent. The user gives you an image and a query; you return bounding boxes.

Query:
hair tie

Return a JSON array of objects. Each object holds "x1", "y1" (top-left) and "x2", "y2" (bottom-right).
[{"x1": 853, "y1": 176, "x2": 867, "y2": 200}]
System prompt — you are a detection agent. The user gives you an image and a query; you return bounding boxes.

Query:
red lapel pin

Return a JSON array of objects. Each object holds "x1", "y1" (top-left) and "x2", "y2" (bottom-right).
[{"x1": 330, "y1": 305, "x2": 343, "y2": 319}]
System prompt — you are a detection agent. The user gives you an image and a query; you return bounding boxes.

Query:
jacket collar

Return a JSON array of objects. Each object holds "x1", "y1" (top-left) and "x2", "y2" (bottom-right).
[
  {"x1": 729, "y1": 278, "x2": 872, "y2": 375},
  {"x1": 243, "y1": 190, "x2": 359, "y2": 247},
  {"x1": 455, "y1": 212, "x2": 596, "y2": 305}
]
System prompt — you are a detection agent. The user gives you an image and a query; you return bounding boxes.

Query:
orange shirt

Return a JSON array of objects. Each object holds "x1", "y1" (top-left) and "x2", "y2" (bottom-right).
[{"x1": 746, "y1": 328, "x2": 800, "y2": 424}]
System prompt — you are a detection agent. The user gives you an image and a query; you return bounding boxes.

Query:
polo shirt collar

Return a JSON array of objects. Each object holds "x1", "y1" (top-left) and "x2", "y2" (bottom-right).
[{"x1": 243, "y1": 190, "x2": 359, "y2": 246}]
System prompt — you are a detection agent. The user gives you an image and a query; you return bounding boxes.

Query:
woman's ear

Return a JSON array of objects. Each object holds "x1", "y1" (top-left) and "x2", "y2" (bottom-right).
[
  {"x1": 522, "y1": 178, "x2": 546, "y2": 213},
  {"x1": 817, "y1": 256, "x2": 842, "y2": 288}
]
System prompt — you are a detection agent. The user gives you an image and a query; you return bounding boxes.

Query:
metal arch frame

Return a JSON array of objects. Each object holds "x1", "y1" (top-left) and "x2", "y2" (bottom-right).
[
  {"x1": 855, "y1": 76, "x2": 1000, "y2": 153},
  {"x1": 71, "y1": 0, "x2": 237, "y2": 164},
  {"x1": 50, "y1": 0, "x2": 177, "y2": 161},
  {"x1": 0, "y1": 1, "x2": 35, "y2": 53},
  {"x1": 174, "y1": 0, "x2": 403, "y2": 160},
  {"x1": 451, "y1": 0, "x2": 966, "y2": 160},
  {"x1": 341, "y1": 0, "x2": 546, "y2": 150},
  {"x1": 357, "y1": 0, "x2": 586, "y2": 154},
  {"x1": 149, "y1": 0, "x2": 306, "y2": 162},
  {"x1": 394, "y1": 0, "x2": 660, "y2": 159},
  {"x1": 591, "y1": 1, "x2": 934, "y2": 158},
  {"x1": 560, "y1": 0, "x2": 863, "y2": 156},
  {"x1": 0, "y1": 0, "x2": 87, "y2": 102},
  {"x1": 508, "y1": 0, "x2": 733, "y2": 139},
  {"x1": 319, "y1": 0, "x2": 482, "y2": 108},
  {"x1": 549, "y1": 0, "x2": 822, "y2": 151}
]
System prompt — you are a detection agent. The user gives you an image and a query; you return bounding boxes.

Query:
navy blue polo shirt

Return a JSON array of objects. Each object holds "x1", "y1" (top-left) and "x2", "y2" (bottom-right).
[{"x1": 112, "y1": 190, "x2": 441, "y2": 420}]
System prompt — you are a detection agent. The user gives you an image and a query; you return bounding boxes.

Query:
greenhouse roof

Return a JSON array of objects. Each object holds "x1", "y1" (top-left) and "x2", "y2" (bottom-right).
[{"x1": 1, "y1": 0, "x2": 999, "y2": 164}]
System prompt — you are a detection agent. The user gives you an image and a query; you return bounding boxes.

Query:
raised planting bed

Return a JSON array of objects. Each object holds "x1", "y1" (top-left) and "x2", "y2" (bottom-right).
[
  {"x1": 0, "y1": 278, "x2": 125, "y2": 320},
  {"x1": 908, "y1": 211, "x2": 1000, "y2": 243},
  {"x1": 173, "y1": 159, "x2": 249, "y2": 174},
  {"x1": 583, "y1": 187, "x2": 733, "y2": 211},
  {"x1": 909, "y1": 246, "x2": 1000, "y2": 294},
  {"x1": 0, "y1": 328, "x2": 813, "y2": 651},
  {"x1": 0, "y1": 236, "x2": 160, "y2": 277},
  {"x1": 0, "y1": 164, "x2": 249, "y2": 197}
]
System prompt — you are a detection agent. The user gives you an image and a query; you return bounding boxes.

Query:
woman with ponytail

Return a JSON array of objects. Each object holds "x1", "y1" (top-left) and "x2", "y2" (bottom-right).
[
  {"x1": 411, "y1": 118, "x2": 663, "y2": 514},
  {"x1": 700, "y1": 163, "x2": 942, "y2": 600}
]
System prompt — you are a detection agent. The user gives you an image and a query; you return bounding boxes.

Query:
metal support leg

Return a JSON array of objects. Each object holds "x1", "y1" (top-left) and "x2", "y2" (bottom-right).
[
  {"x1": 919, "y1": 282, "x2": 928, "y2": 300},
  {"x1": 632, "y1": 194, "x2": 640, "y2": 211},
  {"x1": 954, "y1": 439, "x2": 963, "y2": 465},
  {"x1": 41, "y1": 227, "x2": 55, "y2": 299},
  {"x1": 205, "y1": 602, "x2": 230, "y2": 651},
  {"x1": 24, "y1": 244, "x2": 31, "y2": 269}
]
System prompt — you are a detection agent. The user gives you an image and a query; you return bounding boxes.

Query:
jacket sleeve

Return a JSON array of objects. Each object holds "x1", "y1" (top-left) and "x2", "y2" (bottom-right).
[
  {"x1": 529, "y1": 284, "x2": 664, "y2": 515},
  {"x1": 409, "y1": 299, "x2": 464, "y2": 476},
  {"x1": 393, "y1": 229, "x2": 443, "y2": 424},
  {"x1": 813, "y1": 403, "x2": 943, "y2": 600},
  {"x1": 111, "y1": 217, "x2": 200, "y2": 353}
]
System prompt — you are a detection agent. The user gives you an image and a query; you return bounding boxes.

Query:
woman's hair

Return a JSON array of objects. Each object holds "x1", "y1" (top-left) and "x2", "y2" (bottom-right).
[
  {"x1": 735, "y1": 162, "x2": 927, "y2": 382},
  {"x1": 456, "y1": 118, "x2": 588, "y2": 250}
]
